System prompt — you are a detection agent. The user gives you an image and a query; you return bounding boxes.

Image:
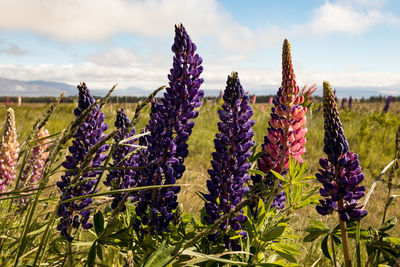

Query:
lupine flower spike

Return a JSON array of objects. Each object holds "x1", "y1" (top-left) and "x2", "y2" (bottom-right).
[
  {"x1": 255, "y1": 39, "x2": 308, "y2": 209},
  {"x1": 18, "y1": 127, "x2": 50, "y2": 208},
  {"x1": 0, "y1": 108, "x2": 19, "y2": 193},
  {"x1": 316, "y1": 81, "x2": 367, "y2": 267},
  {"x1": 56, "y1": 83, "x2": 109, "y2": 242},
  {"x1": 383, "y1": 96, "x2": 391, "y2": 113},
  {"x1": 104, "y1": 108, "x2": 139, "y2": 211},
  {"x1": 341, "y1": 98, "x2": 347, "y2": 109},
  {"x1": 132, "y1": 24, "x2": 204, "y2": 236},
  {"x1": 316, "y1": 81, "x2": 367, "y2": 220},
  {"x1": 204, "y1": 72, "x2": 255, "y2": 250},
  {"x1": 348, "y1": 96, "x2": 353, "y2": 111}
]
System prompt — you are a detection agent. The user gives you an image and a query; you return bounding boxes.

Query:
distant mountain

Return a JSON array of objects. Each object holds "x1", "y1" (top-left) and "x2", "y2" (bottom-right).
[
  {"x1": 25, "y1": 80, "x2": 76, "y2": 95},
  {"x1": 0, "y1": 76, "x2": 395, "y2": 98},
  {"x1": 0, "y1": 77, "x2": 75, "y2": 96},
  {"x1": 0, "y1": 77, "x2": 224, "y2": 97}
]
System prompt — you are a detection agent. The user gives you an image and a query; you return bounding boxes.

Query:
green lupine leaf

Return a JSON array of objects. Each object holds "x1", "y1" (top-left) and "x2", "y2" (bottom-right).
[
  {"x1": 94, "y1": 211, "x2": 104, "y2": 235},
  {"x1": 248, "y1": 169, "x2": 267, "y2": 177},
  {"x1": 321, "y1": 235, "x2": 332, "y2": 261},
  {"x1": 271, "y1": 170, "x2": 288, "y2": 183},
  {"x1": 379, "y1": 217, "x2": 397, "y2": 232},
  {"x1": 264, "y1": 226, "x2": 286, "y2": 241},
  {"x1": 87, "y1": 242, "x2": 97, "y2": 267}
]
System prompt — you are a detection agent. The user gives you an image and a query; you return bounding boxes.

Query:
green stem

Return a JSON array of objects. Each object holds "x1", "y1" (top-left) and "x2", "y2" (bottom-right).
[
  {"x1": 338, "y1": 200, "x2": 352, "y2": 267},
  {"x1": 67, "y1": 241, "x2": 73, "y2": 267},
  {"x1": 356, "y1": 220, "x2": 361, "y2": 267},
  {"x1": 374, "y1": 251, "x2": 380, "y2": 267}
]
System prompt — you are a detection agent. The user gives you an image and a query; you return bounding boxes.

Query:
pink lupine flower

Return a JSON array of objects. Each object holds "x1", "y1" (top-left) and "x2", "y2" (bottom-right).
[
  {"x1": 268, "y1": 97, "x2": 273, "y2": 104},
  {"x1": 252, "y1": 95, "x2": 257, "y2": 105},
  {"x1": 18, "y1": 127, "x2": 50, "y2": 207},
  {"x1": 0, "y1": 108, "x2": 19, "y2": 193},
  {"x1": 258, "y1": 39, "x2": 308, "y2": 174}
]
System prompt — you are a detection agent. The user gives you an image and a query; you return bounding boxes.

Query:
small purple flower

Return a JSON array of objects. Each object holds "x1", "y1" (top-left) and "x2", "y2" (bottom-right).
[
  {"x1": 133, "y1": 24, "x2": 204, "y2": 236},
  {"x1": 56, "y1": 83, "x2": 109, "y2": 241},
  {"x1": 104, "y1": 108, "x2": 139, "y2": 211},
  {"x1": 316, "y1": 81, "x2": 367, "y2": 222},
  {"x1": 203, "y1": 72, "x2": 254, "y2": 250}
]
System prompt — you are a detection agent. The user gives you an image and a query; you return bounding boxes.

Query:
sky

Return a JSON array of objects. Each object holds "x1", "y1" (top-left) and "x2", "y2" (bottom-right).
[{"x1": 0, "y1": 0, "x2": 399, "y2": 97}]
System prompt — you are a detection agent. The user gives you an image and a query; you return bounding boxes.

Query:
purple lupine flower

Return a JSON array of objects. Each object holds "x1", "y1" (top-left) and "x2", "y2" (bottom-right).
[
  {"x1": 348, "y1": 96, "x2": 353, "y2": 110},
  {"x1": 104, "y1": 108, "x2": 138, "y2": 211},
  {"x1": 341, "y1": 98, "x2": 347, "y2": 109},
  {"x1": 203, "y1": 72, "x2": 254, "y2": 250},
  {"x1": 254, "y1": 39, "x2": 307, "y2": 209},
  {"x1": 18, "y1": 127, "x2": 50, "y2": 208},
  {"x1": 315, "y1": 81, "x2": 367, "y2": 221},
  {"x1": 56, "y1": 83, "x2": 109, "y2": 242},
  {"x1": 383, "y1": 96, "x2": 391, "y2": 113},
  {"x1": 132, "y1": 24, "x2": 204, "y2": 236},
  {"x1": 0, "y1": 108, "x2": 19, "y2": 193}
]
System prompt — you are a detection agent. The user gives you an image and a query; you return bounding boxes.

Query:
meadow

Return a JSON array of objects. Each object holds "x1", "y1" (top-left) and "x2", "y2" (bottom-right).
[{"x1": 0, "y1": 98, "x2": 399, "y2": 266}]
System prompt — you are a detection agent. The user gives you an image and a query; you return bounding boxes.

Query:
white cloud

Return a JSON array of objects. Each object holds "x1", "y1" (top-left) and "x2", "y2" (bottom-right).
[
  {"x1": 0, "y1": 0, "x2": 397, "y2": 59},
  {"x1": 88, "y1": 47, "x2": 144, "y2": 67},
  {"x1": 0, "y1": 63, "x2": 399, "y2": 97},
  {"x1": 303, "y1": 1, "x2": 400, "y2": 36},
  {"x1": 0, "y1": 0, "x2": 259, "y2": 55},
  {"x1": 309, "y1": 2, "x2": 383, "y2": 35}
]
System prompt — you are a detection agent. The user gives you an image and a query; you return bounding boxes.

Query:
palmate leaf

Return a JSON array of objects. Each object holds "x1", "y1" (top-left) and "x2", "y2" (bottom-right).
[{"x1": 303, "y1": 221, "x2": 329, "y2": 242}]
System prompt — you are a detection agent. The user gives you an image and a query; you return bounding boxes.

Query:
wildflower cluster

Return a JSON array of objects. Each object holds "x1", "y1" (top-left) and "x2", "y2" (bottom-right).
[{"x1": 204, "y1": 72, "x2": 254, "y2": 250}]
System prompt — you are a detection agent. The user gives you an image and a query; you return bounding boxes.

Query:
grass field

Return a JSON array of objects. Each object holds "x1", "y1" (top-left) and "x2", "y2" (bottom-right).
[{"x1": 0, "y1": 99, "x2": 399, "y2": 265}]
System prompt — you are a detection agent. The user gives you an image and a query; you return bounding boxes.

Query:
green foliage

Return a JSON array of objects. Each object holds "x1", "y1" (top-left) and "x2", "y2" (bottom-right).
[{"x1": 0, "y1": 101, "x2": 399, "y2": 266}]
